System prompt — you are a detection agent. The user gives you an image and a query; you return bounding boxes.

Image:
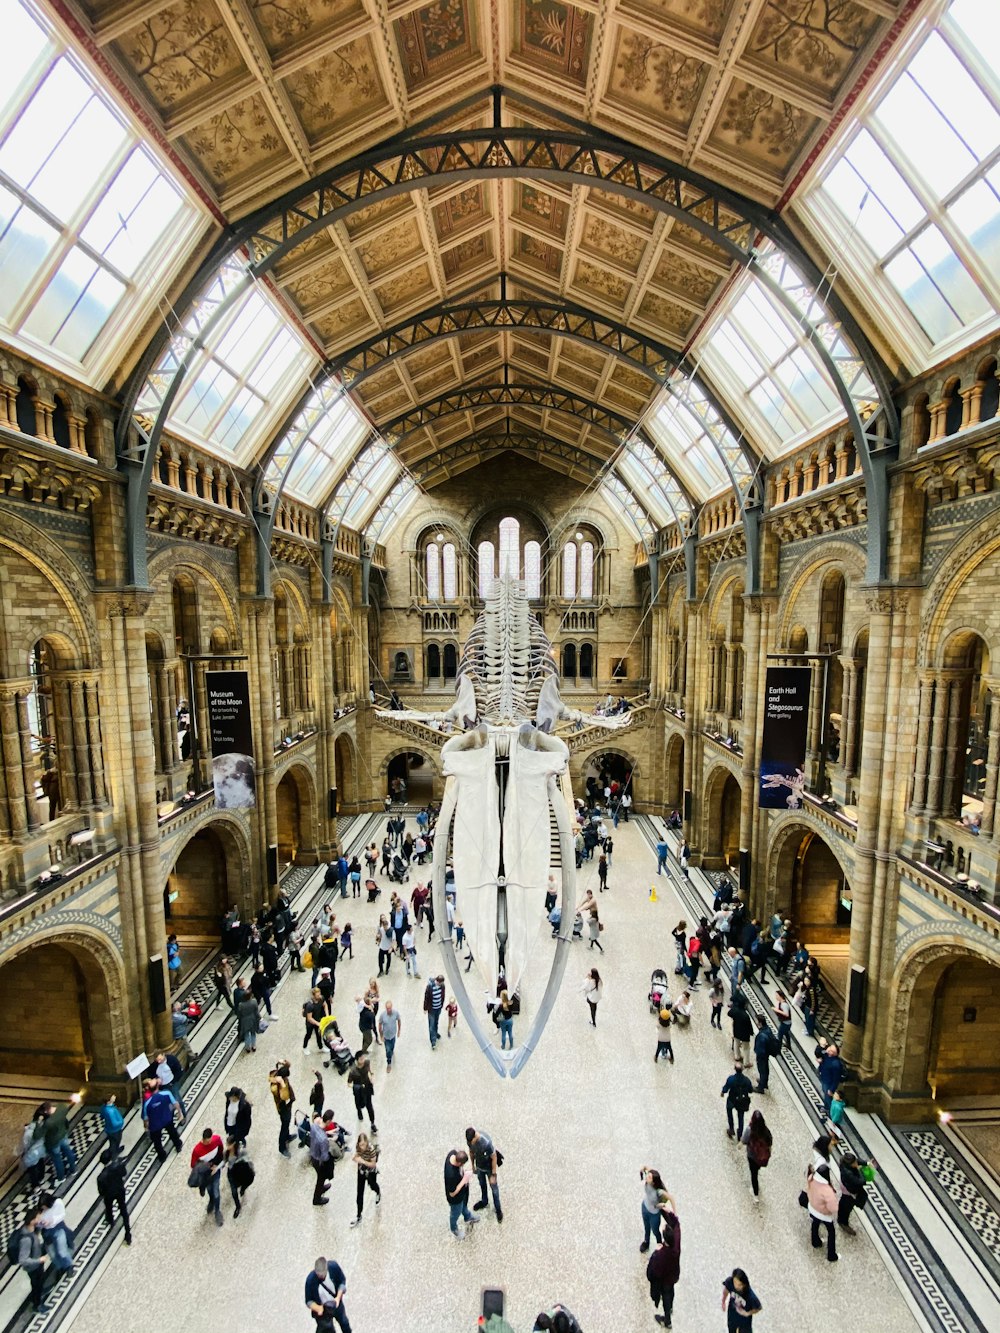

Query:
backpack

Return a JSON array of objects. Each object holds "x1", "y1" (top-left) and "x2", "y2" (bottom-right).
[{"x1": 6, "y1": 1228, "x2": 24, "y2": 1264}]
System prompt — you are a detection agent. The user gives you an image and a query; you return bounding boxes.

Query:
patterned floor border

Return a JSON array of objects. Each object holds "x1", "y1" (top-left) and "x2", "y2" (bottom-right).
[
  {"x1": 635, "y1": 815, "x2": 988, "y2": 1333},
  {"x1": 0, "y1": 808, "x2": 390, "y2": 1332}
]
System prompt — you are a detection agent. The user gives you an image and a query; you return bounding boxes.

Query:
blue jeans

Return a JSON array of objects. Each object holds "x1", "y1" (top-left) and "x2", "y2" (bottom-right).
[
  {"x1": 777, "y1": 1019, "x2": 792, "y2": 1050},
  {"x1": 449, "y1": 1200, "x2": 473, "y2": 1233},
  {"x1": 641, "y1": 1203, "x2": 662, "y2": 1247},
  {"x1": 657, "y1": 856, "x2": 667, "y2": 875},
  {"x1": 51, "y1": 1136, "x2": 78, "y2": 1181},
  {"x1": 805, "y1": 1005, "x2": 817, "y2": 1037},
  {"x1": 499, "y1": 1017, "x2": 514, "y2": 1049},
  {"x1": 476, "y1": 1168, "x2": 501, "y2": 1215},
  {"x1": 428, "y1": 1010, "x2": 441, "y2": 1046},
  {"x1": 384, "y1": 1036, "x2": 396, "y2": 1067},
  {"x1": 204, "y1": 1167, "x2": 221, "y2": 1214}
]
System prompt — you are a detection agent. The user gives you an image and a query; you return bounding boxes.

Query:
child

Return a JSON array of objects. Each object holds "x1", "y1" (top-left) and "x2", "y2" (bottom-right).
[
  {"x1": 672, "y1": 989, "x2": 693, "y2": 1026},
  {"x1": 829, "y1": 1088, "x2": 847, "y2": 1128},
  {"x1": 309, "y1": 1070, "x2": 325, "y2": 1118},
  {"x1": 709, "y1": 979, "x2": 725, "y2": 1029},
  {"x1": 454, "y1": 918, "x2": 465, "y2": 950},
  {"x1": 288, "y1": 929, "x2": 303, "y2": 972},
  {"x1": 446, "y1": 996, "x2": 458, "y2": 1038},
  {"x1": 340, "y1": 923, "x2": 353, "y2": 961}
]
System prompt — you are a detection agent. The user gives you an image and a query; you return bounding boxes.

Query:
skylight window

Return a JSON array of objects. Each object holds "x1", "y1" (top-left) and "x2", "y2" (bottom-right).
[
  {"x1": 648, "y1": 388, "x2": 735, "y2": 498},
  {"x1": 617, "y1": 439, "x2": 686, "y2": 528},
  {"x1": 164, "y1": 284, "x2": 316, "y2": 461},
  {"x1": 601, "y1": 473, "x2": 654, "y2": 544},
  {"x1": 367, "y1": 477, "x2": 416, "y2": 544},
  {"x1": 328, "y1": 442, "x2": 401, "y2": 531},
  {"x1": 798, "y1": 0, "x2": 1000, "y2": 360},
  {"x1": 0, "y1": 0, "x2": 201, "y2": 372}
]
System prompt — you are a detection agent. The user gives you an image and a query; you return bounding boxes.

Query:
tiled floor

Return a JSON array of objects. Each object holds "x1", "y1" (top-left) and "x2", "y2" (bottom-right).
[{"x1": 61, "y1": 818, "x2": 926, "y2": 1333}]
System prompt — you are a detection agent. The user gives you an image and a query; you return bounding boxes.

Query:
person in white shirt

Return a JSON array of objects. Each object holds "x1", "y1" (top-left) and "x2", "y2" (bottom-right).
[{"x1": 402, "y1": 925, "x2": 420, "y2": 977}]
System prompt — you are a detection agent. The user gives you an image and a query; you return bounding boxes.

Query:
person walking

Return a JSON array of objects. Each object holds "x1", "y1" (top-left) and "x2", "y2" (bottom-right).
[
  {"x1": 728, "y1": 947, "x2": 746, "y2": 998},
  {"x1": 729, "y1": 993, "x2": 753, "y2": 1064},
  {"x1": 250, "y1": 963, "x2": 277, "y2": 1021},
  {"x1": 685, "y1": 935, "x2": 703, "y2": 989},
  {"x1": 671, "y1": 920, "x2": 687, "y2": 974},
  {"x1": 709, "y1": 979, "x2": 725, "y2": 1029},
  {"x1": 721, "y1": 1269, "x2": 762, "y2": 1331},
  {"x1": 39, "y1": 1100, "x2": 79, "y2": 1183},
  {"x1": 190, "y1": 1127, "x2": 225, "y2": 1227},
  {"x1": 656, "y1": 837, "x2": 669, "y2": 875},
  {"x1": 837, "y1": 1151, "x2": 872, "y2": 1235},
  {"x1": 466, "y1": 1125, "x2": 502, "y2": 1223},
  {"x1": 597, "y1": 853, "x2": 609, "y2": 892},
  {"x1": 305, "y1": 1256, "x2": 352, "y2": 1333},
  {"x1": 679, "y1": 840, "x2": 690, "y2": 878},
  {"x1": 586, "y1": 908, "x2": 604, "y2": 953},
  {"x1": 646, "y1": 1205, "x2": 681, "y2": 1328},
  {"x1": 741, "y1": 1110, "x2": 772, "y2": 1200},
  {"x1": 269, "y1": 1059, "x2": 295, "y2": 1158},
  {"x1": 816, "y1": 1043, "x2": 846, "y2": 1112},
  {"x1": 356, "y1": 995, "x2": 377, "y2": 1055},
  {"x1": 654, "y1": 1003, "x2": 674, "y2": 1064},
  {"x1": 807, "y1": 1162, "x2": 840, "y2": 1261},
  {"x1": 347, "y1": 1054, "x2": 377, "y2": 1133},
  {"x1": 309, "y1": 1114, "x2": 335, "y2": 1206},
  {"x1": 302, "y1": 988, "x2": 329, "y2": 1051},
  {"x1": 378, "y1": 1001, "x2": 401, "y2": 1070},
  {"x1": 100, "y1": 1094, "x2": 124, "y2": 1156},
  {"x1": 349, "y1": 1133, "x2": 381, "y2": 1227},
  {"x1": 444, "y1": 1148, "x2": 478, "y2": 1239},
  {"x1": 225, "y1": 1136, "x2": 254, "y2": 1218},
  {"x1": 639, "y1": 1167, "x2": 675, "y2": 1251},
  {"x1": 96, "y1": 1148, "x2": 131, "y2": 1244},
  {"x1": 13, "y1": 1210, "x2": 48, "y2": 1313},
  {"x1": 171, "y1": 1002, "x2": 199, "y2": 1065},
  {"x1": 773, "y1": 989, "x2": 792, "y2": 1052},
  {"x1": 237, "y1": 989, "x2": 261, "y2": 1054},
  {"x1": 222, "y1": 1086, "x2": 252, "y2": 1148},
  {"x1": 142, "y1": 1084, "x2": 184, "y2": 1160},
  {"x1": 582, "y1": 968, "x2": 603, "y2": 1027},
  {"x1": 402, "y1": 924, "x2": 421, "y2": 977},
  {"x1": 494, "y1": 990, "x2": 516, "y2": 1050},
  {"x1": 424, "y1": 974, "x2": 445, "y2": 1049},
  {"x1": 213, "y1": 958, "x2": 234, "y2": 1010},
  {"x1": 376, "y1": 917, "x2": 394, "y2": 976},
  {"x1": 721, "y1": 1060, "x2": 753, "y2": 1140},
  {"x1": 753, "y1": 1014, "x2": 777, "y2": 1093}
]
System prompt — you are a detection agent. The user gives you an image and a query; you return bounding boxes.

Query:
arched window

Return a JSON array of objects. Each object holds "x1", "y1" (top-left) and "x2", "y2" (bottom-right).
[
  {"x1": 443, "y1": 643, "x2": 457, "y2": 679},
  {"x1": 478, "y1": 540, "x2": 495, "y2": 597},
  {"x1": 442, "y1": 543, "x2": 457, "y2": 601},
  {"x1": 498, "y1": 517, "x2": 519, "y2": 577},
  {"x1": 426, "y1": 643, "x2": 441, "y2": 678},
  {"x1": 524, "y1": 540, "x2": 541, "y2": 598},
  {"x1": 52, "y1": 395, "x2": 71, "y2": 450},
  {"x1": 579, "y1": 642, "x2": 594, "y2": 679},
  {"x1": 579, "y1": 541, "x2": 594, "y2": 599},
  {"x1": 15, "y1": 378, "x2": 37, "y2": 436},
  {"x1": 562, "y1": 642, "x2": 577, "y2": 677},
  {"x1": 562, "y1": 542, "x2": 577, "y2": 599},
  {"x1": 425, "y1": 543, "x2": 441, "y2": 601}
]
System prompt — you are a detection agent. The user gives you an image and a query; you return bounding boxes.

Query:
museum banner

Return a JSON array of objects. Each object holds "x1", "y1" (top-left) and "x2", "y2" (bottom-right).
[
  {"x1": 758, "y1": 665, "x2": 811, "y2": 810},
  {"x1": 206, "y1": 670, "x2": 256, "y2": 809}
]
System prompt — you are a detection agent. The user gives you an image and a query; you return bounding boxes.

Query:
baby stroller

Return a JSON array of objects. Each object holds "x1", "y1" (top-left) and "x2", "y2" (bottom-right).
[
  {"x1": 388, "y1": 853, "x2": 409, "y2": 884},
  {"x1": 320, "y1": 1015, "x2": 355, "y2": 1075},
  {"x1": 649, "y1": 968, "x2": 670, "y2": 1013},
  {"x1": 294, "y1": 1109, "x2": 351, "y2": 1154}
]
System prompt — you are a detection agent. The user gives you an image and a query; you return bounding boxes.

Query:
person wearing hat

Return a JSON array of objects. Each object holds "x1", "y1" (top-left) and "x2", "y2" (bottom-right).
[{"x1": 222, "y1": 1087, "x2": 252, "y2": 1147}]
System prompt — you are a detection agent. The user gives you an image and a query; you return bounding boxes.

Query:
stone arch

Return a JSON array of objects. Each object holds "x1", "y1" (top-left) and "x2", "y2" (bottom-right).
[
  {"x1": 885, "y1": 933, "x2": 1000, "y2": 1114},
  {"x1": 702, "y1": 764, "x2": 741, "y2": 869},
  {"x1": 378, "y1": 744, "x2": 441, "y2": 780},
  {"x1": 148, "y1": 551, "x2": 240, "y2": 647},
  {"x1": 766, "y1": 815, "x2": 854, "y2": 945},
  {"x1": 775, "y1": 542, "x2": 866, "y2": 649},
  {"x1": 334, "y1": 731, "x2": 358, "y2": 812},
  {"x1": 382, "y1": 745, "x2": 439, "y2": 804},
  {"x1": 0, "y1": 516, "x2": 99, "y2": 673},
  {"x1": 276, "y1": 760, "x2": 318, "y2": 867},
  {"x1": 919, "y1": 505, "x2": 1000, "y2": 666},
  {"x1": 664, "y1": 729, "x2": 685, "y2": 809},
  {"x1": 0, "y1": 924, "x2": 129, "y2": 1091},
  {"x1": 164, "y1": 814, "x2": 253, "y2": 930}
]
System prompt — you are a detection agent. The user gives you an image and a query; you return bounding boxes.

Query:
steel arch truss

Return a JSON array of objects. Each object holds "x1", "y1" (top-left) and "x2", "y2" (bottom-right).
[{"x1": 117, "y1": 104, "x2": 898, "y2": 587}]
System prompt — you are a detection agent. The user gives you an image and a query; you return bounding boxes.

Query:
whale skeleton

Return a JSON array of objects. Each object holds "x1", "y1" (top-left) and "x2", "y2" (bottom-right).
[{"x1": 377, "y1": 574, "x2": 631, "y2": 1077}]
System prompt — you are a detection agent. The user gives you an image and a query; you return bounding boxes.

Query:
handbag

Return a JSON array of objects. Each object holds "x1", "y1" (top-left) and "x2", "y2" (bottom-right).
[
  {"x1": 798, "y1": 1189, "x2": 809, "y2": 1208},
  {"x1": 598, "y1": 922, "x2": 605, "y2": 932}
]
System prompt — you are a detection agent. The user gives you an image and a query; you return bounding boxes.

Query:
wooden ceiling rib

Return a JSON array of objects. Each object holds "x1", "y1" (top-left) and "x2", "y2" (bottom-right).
[{"x1": 69, "y1": 0, "x2": 903, "y2": 486}]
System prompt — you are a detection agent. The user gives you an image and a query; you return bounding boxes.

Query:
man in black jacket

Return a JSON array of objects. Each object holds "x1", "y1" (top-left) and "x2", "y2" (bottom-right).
[
  {"x1": 721, "y1": 1060, "x2": 753, "y2": 1139},
  {"x1": 729, "y1": 994, "x2": 753, "y2": 1065},
  {"x1": 97, "y1": 1149, "x2": 131, "y2": 1244},
  {"x1": 444, "y1": 1148, "x2": 478, "y2": 1238}
]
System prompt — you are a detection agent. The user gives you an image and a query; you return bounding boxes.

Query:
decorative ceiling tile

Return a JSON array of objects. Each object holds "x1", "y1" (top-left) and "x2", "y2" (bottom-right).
[
  {"x1": 312, "y1": 298, "x2": 372, "y2": 346},
  {"x1": 709, "y1": 77, "x2": 821, "y2": 169},
  {"x1": 432, "y1": 185, "x2": 489, "y2": 240},
  {"x1": 357, "y1": 219, "x2": 425, "y2": 280},
  {"x1": 625, "y1": 0, "x2": 729, "y2": 45},
  {"x1": 283, "y1": 257, "x2": 355, "y2": 312},
  {"x1": 342, "y1": 196, "x2": 413, "y2": 239},
  {"x1": 406, "y1": 346, "x2": 453, "y2": 377},
  {"x1": 442, "y1": 232, "x2": 493, "y2": 281},
  {"x1": 182, "y1": 93, "x2": 287, "y2": 189},
  {"x1": 260, "y1": 199, "x2": 330, "y2": 267},
  {"x1": 557, "y1": 363, "x2": 599, "y2": 392},
  {"x1": 635, "y1": 290, "x2": 699, "y2": 339},
  {"x1": 374, "y1": 263, "x2": 436, "y2": 312},
  {"x1": 394, "y1": 0, "x2": 480, "y2": 93},
  {"x1": 510, "y1": 1, "x2": 594, "y2": 90},
  {"x1": 743, "y1": 1, "x2": 881, "y2": 96},
  {"x1": 580, "y1": 214, "x2": 647, "y2": 273},
  {"x1": 602, "y1": 382, "x2": 650, "y2": 413},
  {"x1": 585, "y1": 187, "x2": 656, "y2": 228},
  {"x1": 114, "y1": 0, "x2": 245, "y2": 111},
  {"x1": 358, "y1": 367, "x2": 402, "y2": 398},
  {"x1": 560, "y1": 344, "x2": 605, "y2": 373},
  {"x1": 371, "y1": 389, "x2": 412, "y2": 417},
  {"x1": 665, "y1": 217, "x2": 732, "y2": 264},
  {"x1": 283, "y1": 37, "x2": 387, "y2": 143},
  {"x1": 513, "y1": 184, "x2": 569, "y2": 237},
  {"x1": 606, "y1": 24, "x2": 709, "y2": 131},
  {"x1": 572, "y1": 259, "x2": 633, "y2": 308},
  {"x1": 611, "y1": 363, "x2": 656, "y2": 395},
  {"x1": 249, "y1": 0, "x2": 367, "y2": 60},
  {"x1": 650, "y1": 250, "x2": 719, "y2": 304},
  {"x1": 512, "y1": 229, "x2": 563, "y2": 277}
]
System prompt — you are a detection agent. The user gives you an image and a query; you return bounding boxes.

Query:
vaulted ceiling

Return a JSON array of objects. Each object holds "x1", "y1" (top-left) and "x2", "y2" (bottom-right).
[{"x1": 75, "y1": 0, "x2": 905, "y2": 505}]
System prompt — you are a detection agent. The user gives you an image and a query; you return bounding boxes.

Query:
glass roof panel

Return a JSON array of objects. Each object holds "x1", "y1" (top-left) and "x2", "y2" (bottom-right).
[
  {"x1": 601, "y1": 472, "x2": 654, "y2": 544},
  {"x1": 796, "y1": 0, "x2": 1000, "y2": 364},
  {"x1": 617, "y1": 440, "x2": 682, "y2": 527},
  {"x1": 0, "y1": 0, "x2": 202, "y2": 375},
  {"x1": 279, "y1": 389, "x2": 372, "y2": 503},
  {"x1": 366, "y1": 476, "x2": 417, "y2": 544}
]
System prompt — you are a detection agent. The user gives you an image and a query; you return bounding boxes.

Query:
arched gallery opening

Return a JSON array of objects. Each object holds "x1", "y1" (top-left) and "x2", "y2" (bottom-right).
[
  {"x1": 584, "y1": 751, "x2": 635, "y2": 806},
  {"x1": 664, "y1": 734, "x2": 684, "y2": 812},
  {"x1": 896, "y1": 950, "x2": 1000, "y2": 1116},
  {"x1": 164, "y1": 825, "x2": 238, "y2": 939},
  {"x1": 276, "y1": 766, "x2": 315, "y2": 869},
  {"x1": 772, "y1": 825, "x2": 852, "y2": 998},
  {"x1": 334, "y1": 734, "x2": 357, "y2": 812},
  {"x1": 703, "y1": 770, "x2": 742, "y2": 871},
  {"x1": 387, "y1": 750, "x2": 435, "y2": 805}
]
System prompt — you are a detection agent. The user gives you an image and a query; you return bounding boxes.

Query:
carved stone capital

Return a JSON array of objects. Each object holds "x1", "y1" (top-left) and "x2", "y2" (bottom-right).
[{"x1": 96, "y1": 590, "x2": 153, "y2": 619}]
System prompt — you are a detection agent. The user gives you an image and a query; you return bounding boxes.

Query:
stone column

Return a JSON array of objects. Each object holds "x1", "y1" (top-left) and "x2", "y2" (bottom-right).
[
  {"x1": 193, "y1": 662, "x2": 211, "y2": 789},
  {"x1": 924, "y1": 675, "x2": 953, "y2": 817},
  {"x1": 840, "y1": 658, "x2": 859, "y2": 779},
  {"x1": 251, "y1": 601, "x2": 278, "y2": 859},
  {"x1": 148, "y1": 667, "x2": 164, "y2": 773},
  {"x1": 0, "y1": 691, "x2": 28, "y2": 836},
  {"x1": 16, "y1": 691, "x2": 40, "y2": 830},
  {"x1": 805, "y1": 657, "x2": 824, "y2": 780},
  {"x1": 941, "y1": 672, "x2": 967, "y2": 817},
  {"x1": 981, "y1": 683, "x2": 1000, "y2": 838},
  {"x1": 52, "y1": 679, "x2": 80, "y2": 810},
  {"x1": 84, "y1": 680, "x2": 107, "y2": 806},
  {"x1": 70, "y1": 679, "x2": 94, "y2": 808},
  {"x1": 739, "y1": 597, "x2": 764, "y2": 893},
  {"x1": 841, "y1": 596, "x2": 892, "y2": 1067},
  {"x1": 154, "y1": 665, "x2": 171, "y2": 773},
  {"x1": 726, "y1": 644, "x2": 739, "y2": 720},
  {"x1": 910, "y1": 673, "x2": 935, "y2": 811}
]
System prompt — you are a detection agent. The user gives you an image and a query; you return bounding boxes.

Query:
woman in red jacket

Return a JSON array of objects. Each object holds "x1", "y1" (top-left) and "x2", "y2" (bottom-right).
[{"x1": 646, "y1": 1205, "x2": 681, "y2": 1327}]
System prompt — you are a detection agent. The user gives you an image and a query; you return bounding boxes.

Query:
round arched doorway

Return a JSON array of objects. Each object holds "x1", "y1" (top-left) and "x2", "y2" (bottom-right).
[
  {"x1": 771, "y1": 822, "x2": 852, "y2": 1002},
  {"x1": 704, "y1": 769, "x2": 741, "y2": 871},
  {"x1": 387, "y1": 750, "x2": 435, "y2": 805},
  {"x1": 165, "y1": 824, "x2": 241, "y2": 939},
  {"x1": 276, "y1": 766, "x2": 317, "y2": 867}
]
